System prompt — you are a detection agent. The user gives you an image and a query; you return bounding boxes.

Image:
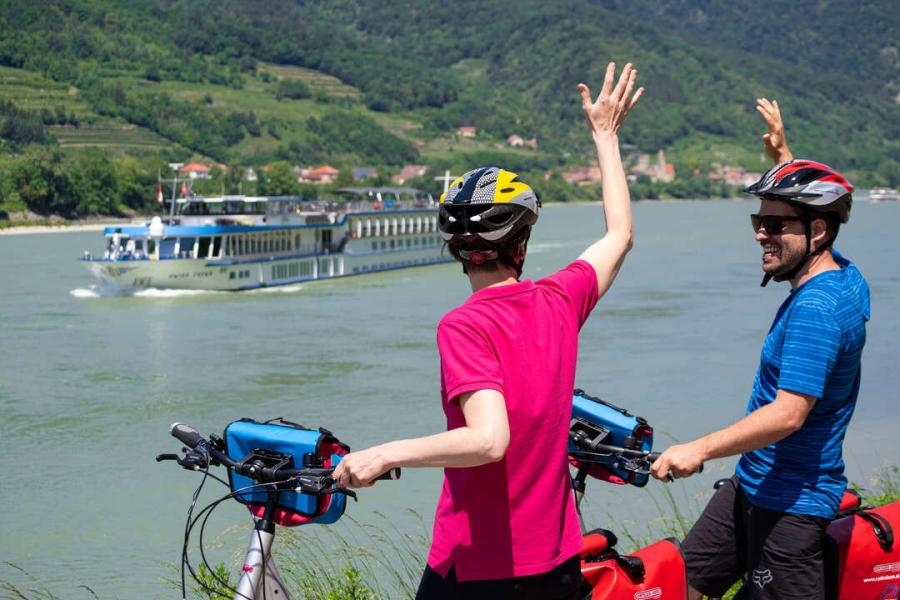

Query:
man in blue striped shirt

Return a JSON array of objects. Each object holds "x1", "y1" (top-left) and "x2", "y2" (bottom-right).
[{"x1": 650, "y1": 100, "x2": 870, "y2": 600}]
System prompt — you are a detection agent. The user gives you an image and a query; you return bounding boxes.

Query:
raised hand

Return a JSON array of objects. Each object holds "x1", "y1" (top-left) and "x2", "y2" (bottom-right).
[
  {"x1": 577, "y1": 62, "x2": 644, "y2": 138},
  {"x1": 756, "y1": 97, "x2": 794, "y2": 164}
]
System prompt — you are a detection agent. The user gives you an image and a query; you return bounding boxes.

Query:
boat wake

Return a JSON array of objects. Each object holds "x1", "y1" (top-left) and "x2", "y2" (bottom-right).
[
  {"x1": 70, "y1": 286, "x2": 224, "y2": 298},
  {"x1": 70, "y1": 283, "x2": 305, "y2": 298},
  {"x1": 247, "y1": 284, "x2": 305, "y2": 294}
]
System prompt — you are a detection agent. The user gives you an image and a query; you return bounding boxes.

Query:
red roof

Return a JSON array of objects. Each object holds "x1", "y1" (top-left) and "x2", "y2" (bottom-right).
[
  {"x1": 308, "y1": 165, "x2": 340, "y2": 175},
  {"x1": 180, "y1": 162, "x2": 210, "y2": 173}
]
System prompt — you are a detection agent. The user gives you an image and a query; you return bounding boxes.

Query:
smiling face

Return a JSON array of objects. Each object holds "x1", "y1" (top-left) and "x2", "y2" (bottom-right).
[{"x1": 753, "y1": 199, "x2": 809, "y2": 280}]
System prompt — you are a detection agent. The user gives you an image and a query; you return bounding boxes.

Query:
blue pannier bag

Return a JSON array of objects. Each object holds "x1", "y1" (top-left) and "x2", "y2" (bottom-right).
[
  {"x1": 569, "y1": 389, "x2": 654, "y2": 487},
  {"x1": 223, "y1": 418, "x2": 350, "y2": 526}
]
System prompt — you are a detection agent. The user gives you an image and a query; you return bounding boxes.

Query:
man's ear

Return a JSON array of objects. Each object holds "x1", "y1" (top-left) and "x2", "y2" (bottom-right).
[{"x1": 811, "y1": 217, "x2": 829, "y2": 250}]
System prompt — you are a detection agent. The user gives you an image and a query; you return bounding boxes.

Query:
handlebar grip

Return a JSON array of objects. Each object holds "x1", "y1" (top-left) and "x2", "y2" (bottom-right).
[
  {"x1": 170, "y1": 422, "x2": 204, "y2": 449},
  {"x1": 375, "y1": 468, "x2": 401, "y2": 481}
]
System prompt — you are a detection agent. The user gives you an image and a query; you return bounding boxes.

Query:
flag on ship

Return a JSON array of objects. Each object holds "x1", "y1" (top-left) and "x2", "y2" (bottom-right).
[{"x1": 157, "y1": 182, "x2": 164, "y2": 205}]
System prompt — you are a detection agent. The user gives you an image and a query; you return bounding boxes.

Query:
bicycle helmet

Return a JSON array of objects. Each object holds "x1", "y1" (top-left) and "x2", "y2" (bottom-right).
[
  {"x1": 745, "y1": 159, "x2": 853, "y2": 223},
  {"x1": 744, "y1": 160, "x2": 853, "y2": 286},
  {"x1": 438, "y1": 167, "x2": 540, "y2": 244}
]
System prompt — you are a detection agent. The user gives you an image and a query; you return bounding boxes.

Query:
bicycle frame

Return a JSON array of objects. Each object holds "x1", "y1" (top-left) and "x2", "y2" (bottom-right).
[{"x1": 234, "y1": 488, "x2": 291, "y2": 600}]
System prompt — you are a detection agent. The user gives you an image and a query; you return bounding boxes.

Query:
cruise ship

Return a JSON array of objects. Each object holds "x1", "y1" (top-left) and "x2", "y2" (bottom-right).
[{"x1": 81, "y1": 188, "x2": 451, "y2": 291}]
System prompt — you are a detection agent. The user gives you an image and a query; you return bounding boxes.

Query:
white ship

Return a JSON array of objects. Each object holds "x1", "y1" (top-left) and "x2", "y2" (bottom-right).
[
  {"x1": 869, "y1": 188, "x2": 900, "y2": 203},
  {"x1": 81, "y1": 188, "x2": 450, "y2": 291}
]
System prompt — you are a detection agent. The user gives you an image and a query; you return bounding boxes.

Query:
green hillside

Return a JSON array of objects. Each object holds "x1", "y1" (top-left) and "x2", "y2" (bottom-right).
[{"x1": 1, "y1": 0, "x2": 897, "y2": 218}]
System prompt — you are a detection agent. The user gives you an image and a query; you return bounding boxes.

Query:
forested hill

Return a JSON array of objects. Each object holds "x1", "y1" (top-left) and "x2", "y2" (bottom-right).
[{"x1": 1, "y1": 0, "x2": 898, "y2": 216}]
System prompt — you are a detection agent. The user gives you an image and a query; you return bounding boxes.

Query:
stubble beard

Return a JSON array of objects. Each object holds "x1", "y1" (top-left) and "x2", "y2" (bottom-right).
[{"x1": 761, "y1": 239, "x2": 807, "y2": 281}]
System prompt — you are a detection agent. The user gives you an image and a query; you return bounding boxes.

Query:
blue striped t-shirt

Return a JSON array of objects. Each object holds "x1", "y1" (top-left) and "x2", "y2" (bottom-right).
[{"x1": 736, "y1": 249, "x2": 870, "y2": 518}]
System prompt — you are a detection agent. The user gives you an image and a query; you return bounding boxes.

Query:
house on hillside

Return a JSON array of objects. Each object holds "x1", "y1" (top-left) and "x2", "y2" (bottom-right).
[
  {"x1": 299, "y1": 165, "x2": 340, "y2": 185},
  {"x1": 392, "y1": 164, "x2": 428, "y2": 184},
  {"x1": 507, "y1": 134, "x2": 538, "y2": 149},
  {"x1": 457, "y1": 126, "x2": 476, "y2": 138},
  {"x1": 627, "y1": 150, "x2": 676, "y2": 183},
  {"x1": 243, "y1": 168, "x2": 258, "y2": 182},
  {"x1": 352, "y1": 167, "x2": 378, "y2": 181},
  {"x1": 180, "y1": 163, "x2": 211, "y2": 180},
  {"x1": 707, "y1": 163, "x2": 761, "y2": 187},
  {"x1": 562, "y1": 163, "x2": 602, "y2": 185}
]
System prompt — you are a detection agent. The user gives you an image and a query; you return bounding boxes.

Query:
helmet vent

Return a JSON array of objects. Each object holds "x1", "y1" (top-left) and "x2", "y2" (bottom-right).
[{"x1": 500, "y1": 187, "x2": 515, "y2": 193}]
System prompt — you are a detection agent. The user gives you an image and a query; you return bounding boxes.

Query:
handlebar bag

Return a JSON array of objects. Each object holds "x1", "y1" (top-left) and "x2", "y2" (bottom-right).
[
  {"x1": 826, "y1": 499, "x2": 899, "y2": 600},
  {"x1": 223, "y1": 418, "x2": 350, "y2": 526},
  {"x1": 570, "y1": 389, "x2": 654, "y2": 487}
]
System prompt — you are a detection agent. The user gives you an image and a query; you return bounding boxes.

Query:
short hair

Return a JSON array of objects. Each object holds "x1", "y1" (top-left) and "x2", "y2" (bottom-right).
[
  {"x1": 799, "y1": 207, "x2": 841, "y2": 252},
  {"x1": 445, "y1": 227, "x2": 531, "y2": 276}
]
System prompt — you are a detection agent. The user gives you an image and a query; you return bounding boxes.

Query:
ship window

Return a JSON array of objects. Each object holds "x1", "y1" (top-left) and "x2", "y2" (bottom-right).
[
  {"x1": 390, "y1": 239, "x2": 395, "y2": 249},
  {"x1": 148, "y1": 239, "x2": 156, "y2": 255},
  {"x1": 212, "y1": 236, "x2": 222, "y2": 258},
  {"x1": 159, "y1": 239, "x2": 176, "y2": 259},
  {"x1": 371, "y1": 242, "x2": 377, "y2": 251},
  {"x1": 230, "y1": 271, "x2": 236, "y2": 280},
  {"x1": 198, "y1": 237, "x2": 211, "y2": 259},
  {"x1": 179, "y1": 237, "x2": 196, "y2": 258}
]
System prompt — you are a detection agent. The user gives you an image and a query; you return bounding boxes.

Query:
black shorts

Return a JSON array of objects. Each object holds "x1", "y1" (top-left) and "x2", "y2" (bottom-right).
[
  {"x1": 682, "y1": 475, "x2": 829, "y2": 599},
  {"x1": 415, "y1": 555, "x2": 582, "y2": 600}
]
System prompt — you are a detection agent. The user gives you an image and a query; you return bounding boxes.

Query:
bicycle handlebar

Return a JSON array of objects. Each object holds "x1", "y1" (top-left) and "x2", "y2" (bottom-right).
[
  {"x1": 170, "y1": 422, "x2": 204, "y2": 449},
  {"x1": 164, "y1": 422, "x2": 401, "y2": 484}
]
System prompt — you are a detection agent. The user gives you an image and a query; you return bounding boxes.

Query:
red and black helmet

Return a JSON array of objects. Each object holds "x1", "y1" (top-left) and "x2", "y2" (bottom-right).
[{"x1": 745, "y1": 160, "x2": 853, "y2": 223}]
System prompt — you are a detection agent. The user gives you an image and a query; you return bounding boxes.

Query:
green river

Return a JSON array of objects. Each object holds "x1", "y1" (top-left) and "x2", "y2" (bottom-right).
[{"x1": 1, "y1": 199, "x2": 897, "y2": 597}]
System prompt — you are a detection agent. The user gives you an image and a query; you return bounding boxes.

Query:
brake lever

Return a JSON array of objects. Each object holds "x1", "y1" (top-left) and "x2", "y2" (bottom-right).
[
  {"x1": 156, "y1": 453, "x2": 180, "y2": 462},
  {"x1": 333, "y1": 486, "x2": 358, "y2": 501},
  {"x1": 179, "y1": 448, "x2": 211, "y2": 470},
  {"x1": 291, "y1": 474, "x2": 358, "y2": 501}
]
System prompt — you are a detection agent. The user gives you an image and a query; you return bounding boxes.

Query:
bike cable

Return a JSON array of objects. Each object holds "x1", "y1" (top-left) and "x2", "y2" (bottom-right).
[{"x1": 189, "y1": 477, "x2": 300, "y2": 600}]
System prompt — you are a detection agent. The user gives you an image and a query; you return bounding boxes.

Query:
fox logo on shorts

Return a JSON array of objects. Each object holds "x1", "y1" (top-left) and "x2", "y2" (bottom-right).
[{"x1": 752, "y1": 569, "x2": 773, "y2": 588}]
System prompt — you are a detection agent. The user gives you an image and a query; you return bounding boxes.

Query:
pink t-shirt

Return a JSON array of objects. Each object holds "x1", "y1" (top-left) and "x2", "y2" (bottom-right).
[{"x1": 427, "y1": 260, "x2": 600, "y2": 581}]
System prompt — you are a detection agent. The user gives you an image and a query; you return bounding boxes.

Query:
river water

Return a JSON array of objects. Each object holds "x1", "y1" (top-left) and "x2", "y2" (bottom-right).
[{"x1": 1, "y1": 199, "x2": 898, "y2": 597}]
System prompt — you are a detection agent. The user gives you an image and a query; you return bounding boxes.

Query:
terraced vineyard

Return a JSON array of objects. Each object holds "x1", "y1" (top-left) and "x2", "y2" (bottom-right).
[
  {"x1": 0, "y1": 66, "x2": 95, "y2": 117},
  {"x1": 51, "y1": 125, "x2": 173, "y2": 150},
  {"x1": 257, "y1": 63, "x2": 362, "y2": 98}
]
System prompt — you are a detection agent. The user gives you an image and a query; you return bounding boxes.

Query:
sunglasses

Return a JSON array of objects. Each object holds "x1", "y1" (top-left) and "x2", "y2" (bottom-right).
[{"x1": 750, "y1": 214, "x2": 803, "y2": 235}]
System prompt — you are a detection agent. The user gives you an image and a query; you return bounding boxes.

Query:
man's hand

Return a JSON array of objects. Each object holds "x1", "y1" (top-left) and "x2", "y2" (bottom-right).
[
  {"x1": 756, "y1": 97, "x2": 794, "y2": 164},
  {"x1": 333, "y1": 446, "x2": 389, "y2": 489},
  {"x1": 578, "y1": 62, "x2": 644, "y2": 139},
  {"x1": 650, "y1": 441, "x2": 706, "y2": 482}
]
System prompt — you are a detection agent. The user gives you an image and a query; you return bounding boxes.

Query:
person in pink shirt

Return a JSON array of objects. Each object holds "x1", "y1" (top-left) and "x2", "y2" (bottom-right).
[{"x1": 334, "y1": 61, "x2": 644, "y2": 599}]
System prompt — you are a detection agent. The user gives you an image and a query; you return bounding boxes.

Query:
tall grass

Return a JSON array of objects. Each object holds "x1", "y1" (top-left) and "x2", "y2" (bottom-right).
[{"x1": 4, "y1": 467, "x2": 899, "y2": 599}]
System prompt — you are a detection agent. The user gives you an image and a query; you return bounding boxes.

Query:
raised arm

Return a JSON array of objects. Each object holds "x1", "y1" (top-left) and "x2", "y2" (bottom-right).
[
  {"x1": 576, "y1": 62, "x2": 644, "y2": 296},
  {"x1": 756, "y1": 97, "x2": 794, "y2": 164}
]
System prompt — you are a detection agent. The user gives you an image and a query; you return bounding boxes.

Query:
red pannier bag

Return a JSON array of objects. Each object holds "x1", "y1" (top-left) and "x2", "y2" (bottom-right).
[
  {"x1": 580, "y1": 529, "x2": 687, "y2": 599},
  {"x1": 826, "y1": 500, "x2": 900, "y2": 600}
]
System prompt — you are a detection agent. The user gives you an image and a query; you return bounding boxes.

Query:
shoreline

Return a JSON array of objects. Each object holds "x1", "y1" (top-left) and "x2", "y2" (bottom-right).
[
  {"x1": 0, "y1": 197, "x2": 757, "y2": 235},
  {"x1": 0, "y1": 219, "x2": 141, "y2": 236}
]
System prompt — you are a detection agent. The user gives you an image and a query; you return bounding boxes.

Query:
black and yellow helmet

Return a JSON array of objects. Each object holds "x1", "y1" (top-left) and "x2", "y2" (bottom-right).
[{"x1": 438, "y1": 167, "x2": 540, "y2": 244}]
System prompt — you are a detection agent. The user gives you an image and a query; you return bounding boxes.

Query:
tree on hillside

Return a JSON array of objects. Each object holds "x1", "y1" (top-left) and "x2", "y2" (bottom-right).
[
  {"x1": 69, "y1": 149, "x2": 119, "y2": 215},
  {"x1": 260, "y1": 161, "x2": 299, "y2": 196}
]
